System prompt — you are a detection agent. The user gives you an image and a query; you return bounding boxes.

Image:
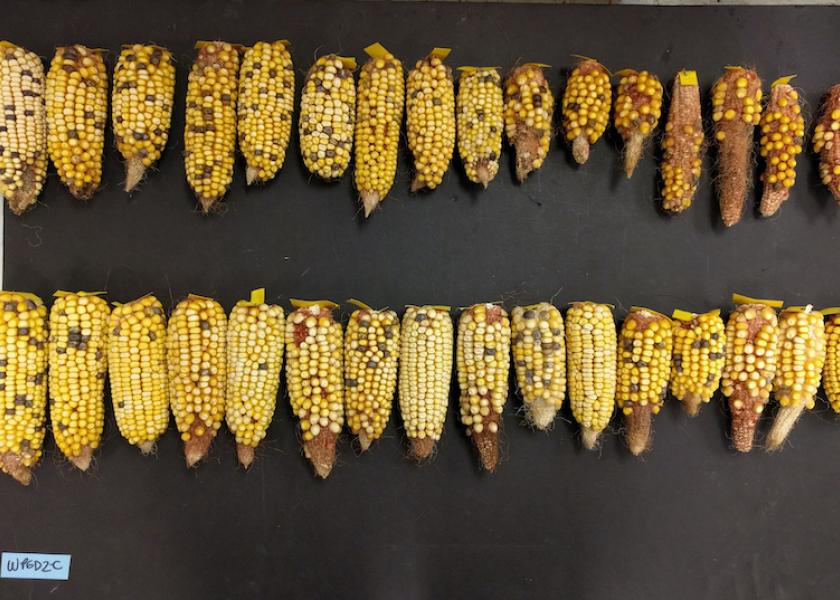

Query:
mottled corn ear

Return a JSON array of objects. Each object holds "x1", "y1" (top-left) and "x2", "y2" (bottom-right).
[
  {"x1": 456, "y1": 67, "x2": 503, "y2": 187},
  {"x1": 300, "y1": 55, "x2": 356, "y2": 180},
  {"x1": 758, "y1": 81, "x2": 804, "y2": 217},
  {"x1": 112, "y1": 45, "x2": 175, "y2": 192},
  {"x1": 812, "y1": 85, "x2": 840, "y2": 203},
  {"x1": 0, "y1": 43, "x2": 47, "y2": 215},
  {"x1": 660, "y1": 72, "x2": 704, "y2": 214},
  {"x1": 562, "y1": 58, "x2": 611, "y2": 165},
  {"x1": 45, "y1": 45, "x2": 108, "y2": 200},
  {"x1": 238, "y1": 41, "x2": 294, "y2": 185},
  {"x1": 49, "y1": 293, "x2": 109, "y2": 471},
  {"x1": 824, "y1": 314, "x2": 840, "y2": 413},
  {"x1": 504, "y1": 64, "x2": 553, "y2": 181},
  {"x1": 108, "y1": 295, "x2": 169, "y2": 454},
  {"x1": 0, "y1": 292, "x2": 48, "y2": 485},
  {"x1": 184, "y1": 42, "x2": 240, "y2": 213},
  {"x1": 167, "y1": 295, "x2": 227, "y2": 467},
  {"x1": 614, "y1": 69, "x2": 662, "y2": 178},
  {"x1": 670, "y1": 311, "x2": 726, "y2": 416}
]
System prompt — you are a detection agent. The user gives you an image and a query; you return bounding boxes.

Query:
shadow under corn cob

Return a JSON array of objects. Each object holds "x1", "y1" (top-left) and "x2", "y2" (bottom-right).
[
  {"x1": 669, "y1": 310, "x2": 725, "y2": 416},
  {"x1": 813, "y1": 85, "x2": 840, "y2": 203},
  {"x1": 456, "y1": 67, "x2": 503, "y2": 188},
  {"x1": 660, "y1": 71, "x2": 704, "y2": 214},
  {"x1": 758, "y1": 79, "x2": 804, "y2": 217},
  {"x1": 614, "y1": 69, "x2": 662, "y2": 178},
  {"x1": 504, "y1": 63, "x2": 553, "y2": 181},
  {"x1": 562, "y1": 58, "x2": 611, "y2": 165}
]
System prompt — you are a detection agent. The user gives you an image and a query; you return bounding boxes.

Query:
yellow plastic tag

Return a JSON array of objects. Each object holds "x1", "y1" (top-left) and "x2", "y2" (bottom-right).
[
  {"x1": 457, "y1": 66, "x2": 500, "y2": 73},
  {"x1": 247, "y1": 288, "x2": 266, "y2": 305},
  {"x1": 364, "y1": 43, "x2": 392, "y2": 60},
  {"x1": 678, "y1": 70, "x2": 699, "y2": 86},
  {"x1": 290, "y1": 299, "x2": 338, "y2": 310},
  {"x1": 0, "y1": 41, "x2": 18, "y2": 50},
  {"x1": 337, "y1": 56, "x2": 357, "y2": 70},
  {"x1": 348, "y1": 298, "x2": 374, "y2": 312},
  {"x1": 54, "y1": 290, "x2": 106, "y2": 298},
  {"x1": 672, "y1": 308, "x2": 721, "y2": 321},
  {"x1": 429, "y1": 47, "x2": 451, "y2": 60},
  {"x1": 522, "y1": 62, "x2": 551, "y2": 69},
  {"x1": 187, "y1": 293, "x2": 214, "y2": 302},
  {"x1": 772, "y1": 75, "x2": 796, "y2": 88},
  {"x1": 732, "y1": 293, "x2": 783, "y2": 308},
  {"x1": 112, "y1": 293, "x2": 153, "y2": 308},
  {"x1": 820, "y1": 307, "x2": 840, "y2": 316},
  {"x1": 724, "y1": 65, "x2": 746, "y2": 71},
  {"x1": 629, "y1": 306, "x2": 668, "y2": 319},
  {"x1": 781, "y1": 305, "x2": 814, "y2": 314},
  {"x1": 3, "y1": 291, "x2": 42, "y2": 303}
]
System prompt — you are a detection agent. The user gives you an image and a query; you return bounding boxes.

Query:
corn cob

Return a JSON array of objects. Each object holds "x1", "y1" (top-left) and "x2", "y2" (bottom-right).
[
  {"x1": 344, "y1": 304, "x2": 399, "y2": 451},
  {"x1": 813, "y1": 85, "x2": 840, "y2": 204},
  {"x1": 238, "y1": 40, "x2": 294, "y2": 186},
  {"x1": 354, "y1": 44, "x2": 404, "y2": 217},
  {"x1": 669, "y1": 309, "x2": 726, "y2": 416},
  {"x1": 167, "y1": 294, "x2": 226, "y2": 467},
  {"x1": 400, "y1": 305, "x2": 453, "y2": 461},
  {"x1": 48, "y1": 292, "x2": 109, "y2": 470},
  {"x1": 0, "y1": 292, "x2": 47, "y2": 485},
  {"x1": 721, "y1": 300, "x2": 779, "y2": 452},
  {"x1": 45, "y1": 46, "x2": 108, "y2": 201},
  {"x1": 766, "y1": 307, "x2": 825, "y2": 451},
  {"x1": 184, "y1": 42, "x2": 240, "y2": 213},
  {"x1": 285, "y1": 301, "x2": 343, "y2": 478},
  {"x1": 660, "y1": 71, "x2": 704, "y2": 214},
  {"x1": 406, "y1": 49, "x2": 456, "y2": 192},
  {"x1": 108, "y1": 295, "x2": 168, "y2": 454},
  {"x1": 456, "y1": 67, "x2": 503, "y2": 188},
  {"x1": 614, "y1": 69, "x2": 662, "y2": 178},
  {"x1": 457, "y1": 303, "x2": 511, "y2": 472},
  {"x1": 511, "y1": 303, "x2": 565, "y2": 430},
  {"x1": 617, "y1": 308, "x2": 672, "y2": 456},
  {"x1": 299, "y1": 55, "x2": 356, "y2": 180},
  {"x1": 562, "y1": 58, "x2": 611, "y2": 165},
  {"x1": 504, "y1": 63, "x2": 553, "y2": 181},
  {"x1": 824, "y1": 313, "x2": 840, "y2": 413},
  {"x1": 758, "y1": 79, "x2": 804, "y2": 217},
  {"x1": 0, "y1": 43, "x2": 47, "y2": 215},
  {"x1": 112, "y1": 44, "x2": 175, "y2": 193},
  {"x1": 225, "y1": 291, "x2": 284, "y2": 468},
  {"x1": 712, "y1": 67, "x2": 762, "y2": 227}
]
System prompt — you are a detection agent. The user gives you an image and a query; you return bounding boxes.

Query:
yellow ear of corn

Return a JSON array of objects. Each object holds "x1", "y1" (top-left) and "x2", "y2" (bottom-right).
[
  {"x1": 285, "y1": 303, "x2": 344, "y2": 478},
  {"x1": 108, "y1": 295, "x2": 168, "y2": 455},
  {"x1": 511, "y1": 303, "x2": 565, "y2": 430},
  {"x1": 814, "y1": 85, "x2": 840, "y2": 204},
  {"x1": 49, "y1": 292, "x2": 109, "y2": 470},
  {"x1": 344, "y1": 307, "x2": 399, "y2": 451},
  {"x1": 457, "y1": 303, "x2": 511, "y2": 472},
  {"x1": 399, "y1": 305, "x2": 453, "y2": 461},
  {"x1": 0, "y1": 43, "x2": 47, "y2": 215},
  {"x1": 168, "y1": 295, "x2": 227, "y2": 467},
  {"x1": 184, "y1": 42, "x2": 240, "y2": 213},
  {"x1": 824, "y1": 314, "x2": 840, "y2": 413},
  {"x1": 614, "y1": 69, "x2": 662, "y2": 178},
  {"x1": 670, "y1": 311, "x2": 726, "y2": 416},
  {"x1": 504, "y1": 64, "x2": 553, "y2": 181},
  {"x1": 45, "y1": 46, "x2": 108, "y2": 201},
  {"x1": 112, "y1": 45, "x2": 175, "y2": 193},
  {"x1": 661, "y1": 72, "x2": 704, "y2": 214},
  {"x1": 0, "y1": 292, "x2": 48, "y2": 485},
  {"x1": 238, "y1": 40, "x2": 294, "y2": 186},
  {"x1": 721, "y1": 303, "x2": 778, "y2": 452},
  {"x1": 617, "y1": 309, "x2": 672, "y2": 456},
  {"x1": 566, "y1": 302, "x2": 616, "y2": 450},
  {"x1": 354, "y1": 48, "x2": 404, "y2": 217},
  {"x1": 758, "y1": 81, "x2": 804, "y2": 217},
  {"x1": 767, "y1": 308, "x2": 825, "y2": 451},
  {"x1": 562, "y1": 58, "x2": 611, "y2": 165},
  {"x1": 226, "y1": 298, "x2": 284, "y2": 468},
  {"x1": 456, "y1": 67, "x2": 503, "y2": 188},
  {"x1": 299, "y1": 55, "x2": 356, "y2": 181}
]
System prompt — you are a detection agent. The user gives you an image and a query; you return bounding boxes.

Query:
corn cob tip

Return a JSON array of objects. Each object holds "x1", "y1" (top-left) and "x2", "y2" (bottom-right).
[
  {"x1": 475, "y1": 162, "x2": 493, "y2": 188},
  {"x1": 759, "y1": 188, "x2": 786, "y2": 218},
  {"x1": 681, "y1": 393, "x2": 703, "y2": 417},
  {"x1": 624, "y1": 405, "x2": 652, "y2": 456},
  {"x1": 245, "y1": 166, "x2": 259, "y2": 186},
  {"x1": 581, "y1": 427, "x2": 601, "y2": 451},
  {"x1": 184, "y1": 434, "x2": 213, "y2": 468},
  {"x1": 766, "y1": 405, "x2": 805, "y2": 451},
  {"x1": 731, "y1": 410, "x2": 759, "y2": 453},
  {"x1": 407, "y1": 437, "x2": 436, "y2": 462},
  {"x1": 572, "y1": 136, "x2": 590, "y2": 165},
  {"x1": 304, "y1": 432, "x2": 337, "y2": 478},
  {"x1": 526, "y1": 400, "x2": 557, "y2": 431},
  {"x1": 138, "y1": 441, "x2": 155, "y2": 455},
  {"x1": 198, "y1": 195, "x2": 219, "y2": 214},
  {"x1": 124, "y1": 158, "x2": 146, "y2": 193},
  {"x1": 472, "y1": 422, "x2": 500, "y2": 472},
  {"x1": 69, "y1": 447, "x2": 93, "y2": 471},
  {"x1": 237, "y1": 443, "x2": 256, "y2": 469},
  {"x1": 1, "y1": 453, "x2": 33, "y2": 485},
  {"x1": 360, "y1": 191, "x2": 380, "y2": 218},
  {"x1": 624, "y1": 133, "x2": 644, "y2": 178},
  {"x1": 6, "y1": 189, "x2": 38, "y2": 215}
]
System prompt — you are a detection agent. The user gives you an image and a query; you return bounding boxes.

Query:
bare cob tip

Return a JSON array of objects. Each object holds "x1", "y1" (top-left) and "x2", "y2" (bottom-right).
[
  {"x1": 7, "y1": 191, "x2": 37, "y2": 215},
  {"x1": 759, "y1": 187, "x2": 788, "y2": 218},
  {"x1": 681, "y1": 393, "x2": 703, "y2": 417},
  {"x1": 572, "y1": 136, "x2": 590, "y2": 165},
  {"x1": 731, "y1": 409, "x2": 760, "y2": 453},
  {"x1": 472, "y1": 430, "x2": 499, "y2": 473},
  {"x1": 360, "y1": 191, "x2": 381, "y2": 218},
  {"x1": 625, "y1": 406, "x2": 652, "y2": 456},
  {"x1": 69, "y1": 447, "x2": 93, "y2": 471},
  {"x1": 624, "y1": 133, "x2": 644, "y2": 178},
  {"x1": 409, "y1": 177, "x2": 426, "y2": 193},
  {"x1": 358, "y1": 431, "x2": 372, "y2": 452},
  {"x1": 184, "y1": 435, "x2": 213, "y2": 468},
  {"x1": 408, "y1": 437, "x2": 436, "y2": 462},
  {"x1": 138, "y1": 441, "x2": 156, "y2": 455},
  {"x1": 304, "y1": 431, "x2": 337, "y2": 479},
  {"x1": 68, "y1": 185, "x2": 96, "y2": 202},
  {"x1": 196, "y1": 195, "x2": 221, "y2": 214},
  {"x1": 581, "y1": 427, "x2": 601, "y2": 451},
  {"x1": 245, "y1": 166, "x2": 259, "y2": 186},
  {"x1": 766, "y1": 404, "x2": 805, "y2": 452},
  {"x1": 475, "y1": 162, "x2": 493, "y2": 188},
  {"x1": 1, "y1": 453, "x2": 33, "y2": 486},
  {"x1": 236, "y1": 443, "x2": 256, "y2": 469},
  {"x1": 526, "y1": 400, "x2": 557, "y2": 431},
  {"x1": 124, "y1": 158, "x2": 146, "y2": 193}
]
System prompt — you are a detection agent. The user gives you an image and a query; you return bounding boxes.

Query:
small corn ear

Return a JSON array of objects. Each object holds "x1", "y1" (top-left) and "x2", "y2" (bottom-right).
[
  {"x1": 504, "y1": 64, "x2": 553, "y2": 181},
  {"x1": 562, "y1": 58, "x2": 611, "y2": 165},
  {"x1": 670, "y1": 311, "x2": 726, "y2": 416},
  {"x1": 456, "y1": 67, "x2": 503, "y2": 188},
  {"x1": 614, "y1": 69, "x2": 662, "y2": 178},
  {"x1": 758, "y1": 81, "x2": 804, "y2": 217}
]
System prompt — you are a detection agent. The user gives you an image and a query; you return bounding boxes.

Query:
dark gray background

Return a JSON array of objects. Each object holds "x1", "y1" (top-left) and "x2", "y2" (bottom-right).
[{"x1": 2, "y1": 1, "x2": 840, "y2": 599}]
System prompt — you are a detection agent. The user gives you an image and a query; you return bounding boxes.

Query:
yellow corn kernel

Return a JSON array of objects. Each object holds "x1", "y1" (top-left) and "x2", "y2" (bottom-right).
[
  {"x1": 562, "y1": 58, "x2": 611, "y2": 165},
  {"x1": 670, "y1": 311, "x2": 726, "y2": 416},
  {"x1": 758, "y1": 82, "x2": 804, "y2": 216},
  {"x1": 504, "y1": 63, "x2": 553, "y2": 181},
  {"x1": 614, "y1": 69, "x2": 663, "y2": 177},
  {"x1": 456, "y1": 67, "x2": 503, "y2": 188},
  {"x1": 661, "y1": 72, "x2": 704, "y2": 213},
  {"x1": 813, "y1": 85, "x2": 840, "y2": 203},
  {"x1": 45, "y1": 45, "x2": 108, "y2": 201},
  {"x1": 824, "y1": 314, "x2": 840, "y2": 412}
]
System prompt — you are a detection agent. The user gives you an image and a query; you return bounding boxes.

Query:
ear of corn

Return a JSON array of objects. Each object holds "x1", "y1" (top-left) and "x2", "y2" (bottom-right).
[
  {"x1": 758, "y1": 80, "x2": 804, "y2": 217},
  {"x1": 285, "y1": 302, "x2": 343, "y2": 478},
  {"x1": 299, "y1": 55, "x2": 356, "y2": 181},
  {"x1": 767, "y1": 307, "x2": 825, "y2": 450},
  {"x1": 617, "y1": 308, "x2": 672, "y2": 456},
  {"x1": 456, "y1": 67, "x2": 502, "y2": 188},
  {"x1": 661, "y1": 71, "x2": 704, "y2": 214},
  {"x1": 112, "y1": 45, "x2": 175, "y2": 193},
  {"x1": 167, "y1": 294, "x2": 227, "y2": 467},
  {"x1": 614, "y1": 69, "x2": 662, "y2": 178},
  {"x1": 504, "y1": 63, "x2": 553, "y2": 181},
  {"x1": 45, "y1": 46, "x2": 108, "y2": 201},
  {"x1": 49, "y1": 292, "x2": 109, "y2": 470},
  {"x1": 399, "y1": 305, "x2": 453, "y2": 461},
  {"x1": 511, "y1": 303, "x2": 565, "y2": 430},
  {"x1": 670, "y1": 310, "x2": 726, "y2": 416},
  {"x1": 108, "y1": 295, "x2": 168, "y2": 454},
  {"x1": 0, "y1": 292, "x2": 48, "y2": 485},
  {"x1": 225, "y1": 294, "x2": 284, "y2": 468},
  {"x1": 344, "y1": 305, "x2": 399, "y2": 451},
  {"x1": 354, "y1": 44, "x2": 404, "y2": 217},
  {"x1": 566, "y1": 302, "x2": 616, "y2": 450},
  {"x1": 406, "y1": 50, "x2": 455, "y2": 192},
  {"x1": 813, "y1": 85, "x2": 840, "y2": 204},
  {"x1": 238, "y1": 40, "x2": 294, "y2": 186},
  {"x1": 824, "y1": 314, "x2": 840, "y2": 413},
  {"x1": 712, "y1": 67, "x2": 762, "y2": 227},
  {"x1": 184, "y1": 42, "x2": 240, "y2": 213},
  {"x1": 562, "y1": 58, "x2": 611, "y2": 165},
  {"x1": 0, "y1": 43, "x2": 47, "y2": 215}
]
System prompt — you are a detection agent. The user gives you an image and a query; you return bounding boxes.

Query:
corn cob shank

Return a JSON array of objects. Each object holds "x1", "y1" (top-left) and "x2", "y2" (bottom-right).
[
  {"x1": 184, "y1": 42, "x2": 240, "y2": 213},
  {"x1": 299, "y1": 55, "x2": 356, "y2": 180},
  {"x1": 504, "y1": 64, "x2": 553, "y2": 181},
  {"x1": 614, "y1": 69, "x2": 663, "y2": 178},
  {"x1": 45, "y1": 46, "x2": 107, "y2": 201},
  {"x1": 813, "y1": 85, "x2": 840, "y2": 203},
  {"x1": 49, "y1": 292, "x2": 109, "y2": 470},
  {"x1": 661, "y1": 71, "x2": 704, "y2": 214},
  {"x1": 168, "y1": 295, "x2": 226, "y2": 467},
  {"x1": 824, "y1": 314, "x2": 840, "y2": 413},
  {"x1": 0, "y1": 43, "x2": 47, "y2": 214},
  {"x1": 112, "y1": 45, "x2": 175, "y2": 193},
  {"x1": 108, "y1": 295, "x2": 168, "y2": 454},
  {"x1": 456, "y1": 67, "x2": 503, "y2": 188},
  {"x1": 562, "y1": 58, "x2": 611, "y2": 165},
  {"x1": 0, "y1": 292, "x2": 47, "y2": 485},
  {"x1": 758, "y1": 80, "x2": 804, "y2": 217},
  {"x1": 670, "y1": 310, "x2": 726, "y2": 416}
]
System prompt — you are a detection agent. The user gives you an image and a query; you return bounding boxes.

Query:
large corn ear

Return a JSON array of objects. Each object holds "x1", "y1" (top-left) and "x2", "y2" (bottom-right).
[
  {"x1": 562, "y1": 58, "x2": 611, "y2": 165},
  {"x1": 660, "y1": 71, "x2": 704, "y2": 214},
  {"x1": 456, "y1": 67, "x2": 503, "y2": 188},
  {"x1": 812, "y1": 85, "x2": 840, "y2": 203},
  {"x1": 758, "y1": 79, "x2": 804, "y2": 217},
  {"x1": 504, "y1": 63, "x2": 553, "y2": 181},
  {"x1": 670, "y1": 309, "x2": 726, "y2": 416},
  {"x1": 614, "y1": 69, "x2": 662, "y2": 178}
]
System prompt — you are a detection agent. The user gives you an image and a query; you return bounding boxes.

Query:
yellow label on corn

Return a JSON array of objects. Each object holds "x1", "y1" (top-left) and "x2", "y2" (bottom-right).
[
  {"x1": 290, "y1": 298, "x2": 339, "y2": 310},
  {"x1": 54, "y1": 290, "x2": 107, "y2": 298},
  {"x1": 672, "y1": 308, "x2": 721, "y2": 322},
  {"x1": 781, "y1": 305, "x2": 814, "y2": 313},
  {"x1": 732, "y1": 293, "x2": 783, "y2": 308},
  {"x1": 111, "y1": 293, "x2": 153, "y2": 308},
  {"x1": 348, "y1": 298, "x2": 374, "y2": 311},
  {"x1": 364, "y1": 43, "x2": 393, "y2": 60},
  {"x1": 457, "y1": 66, "x2": 500, "y2": 73},
  {"x1": 772, "y1": 75, "x2": 796, "y2": 87},
  {"x1": 244, "y1": 288, "x2": 266, "y2": 306},
  {"x1": 724, "y1": 65, "x2": 746, "y2": 71},
  {"x1": 186, "y1": 293, "x2": 214, "y2": 302},
  {"x1": 629, "y1": 306, "x2": 668, "y2": 319},
  {"x1": 820, "y1": 307, "x2": 840, "y2": 316},
  {"x1": 337, "y1": 56, "x2": 357, "y2": 70},
  {"x1": 678, "y1": 70, "x2": 699, "y2": 86},
  {"x1": 429, "y1": 48, "x2": 451, "y2": 60},
  {"x1": 0, "y1": 41, "x2": 17, "y2": 49},
  {"x1": 2, "y1": 290, "x2": 42, "y2": 302}
]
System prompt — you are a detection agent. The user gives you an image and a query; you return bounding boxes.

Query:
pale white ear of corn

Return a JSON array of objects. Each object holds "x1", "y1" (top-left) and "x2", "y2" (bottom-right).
[{"x1": 456, "y1": 67, "x2": 503, "y2": 188}]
